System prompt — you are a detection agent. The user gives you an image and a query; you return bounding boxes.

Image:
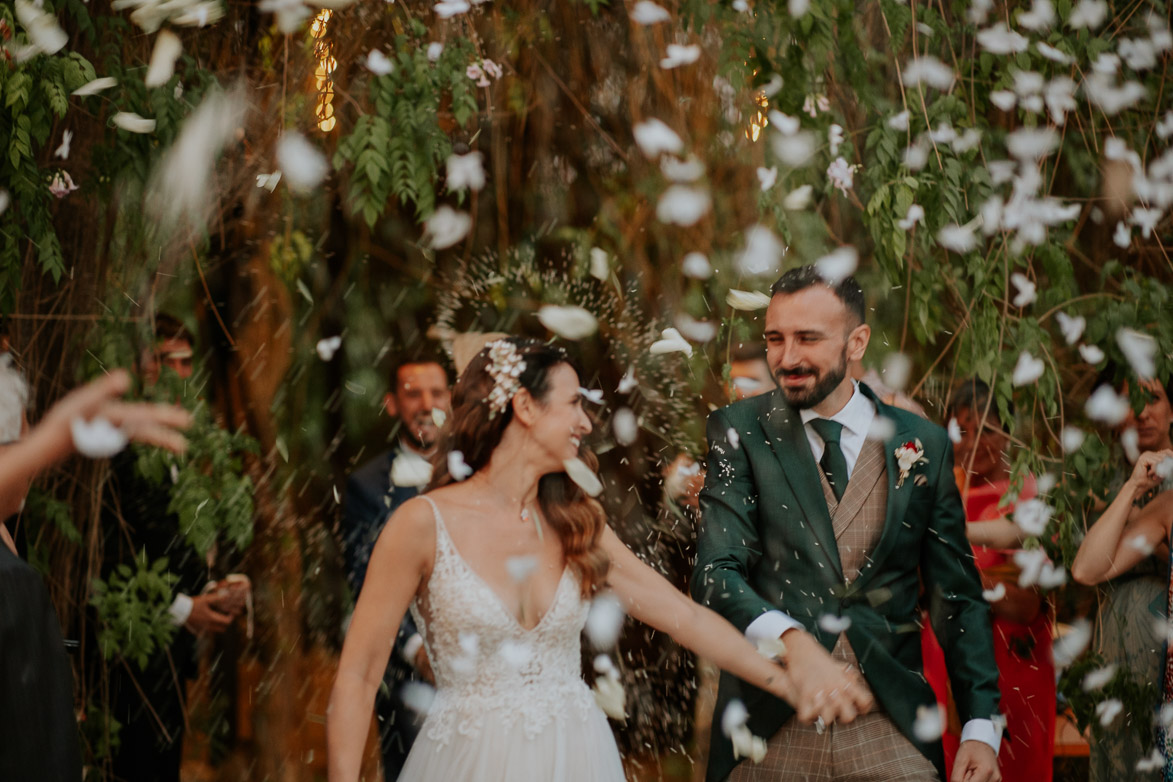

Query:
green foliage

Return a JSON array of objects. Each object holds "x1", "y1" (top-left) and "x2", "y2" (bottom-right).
[
  {"x1": 90, "y1": 550, "x2": 178, "y2": 669},
  {"x1": 1058, "y1": 651, "x2": 1159, "y2": 751},
  {"x1": 134, "y1": 371, "x2": 259, "y2": 558},
  {"x1": 21, "y1": 487, "x2": 81, "y2": 576},
  {"x1": 334, "y1": 23, "x2": 479, "y2": 226}
]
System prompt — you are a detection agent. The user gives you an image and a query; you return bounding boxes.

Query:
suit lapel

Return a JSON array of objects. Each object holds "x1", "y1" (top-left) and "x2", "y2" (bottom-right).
[{"x1": 756, "y1": 390, "x2": 843, "y2": 580}]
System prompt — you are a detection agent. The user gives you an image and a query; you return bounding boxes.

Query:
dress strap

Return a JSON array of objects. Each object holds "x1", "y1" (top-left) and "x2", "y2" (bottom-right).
[{"x1": 416, "y1": 494, "x2": 453, "y2": 553}]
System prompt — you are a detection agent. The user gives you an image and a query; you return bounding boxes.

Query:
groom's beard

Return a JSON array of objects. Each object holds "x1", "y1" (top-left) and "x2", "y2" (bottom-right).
[{"x1": 776, "y1": 353, "x2": 848, "y2": 410}]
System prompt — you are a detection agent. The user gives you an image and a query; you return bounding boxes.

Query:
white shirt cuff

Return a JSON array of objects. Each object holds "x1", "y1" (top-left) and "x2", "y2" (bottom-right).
[
  {"x1": 169, "y1": 593, "x2": 194, "y2": 626},
  {"x1": 401, "y1": 632, "x2": 424, "y2": 666},
  {"x1": 744, "y1": 610, "x2": 805, "y2": 645},
  {"x1": 960, "y1": 718, "x2": 1002, "y2": 756}
]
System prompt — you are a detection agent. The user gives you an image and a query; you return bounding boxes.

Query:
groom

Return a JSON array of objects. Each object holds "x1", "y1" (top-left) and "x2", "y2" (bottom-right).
[{"x1": 692, "y1": 266, "x2": 1001, "y2": 781}]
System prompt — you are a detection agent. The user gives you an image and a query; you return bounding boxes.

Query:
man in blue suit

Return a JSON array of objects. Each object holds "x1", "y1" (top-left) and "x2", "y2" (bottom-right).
[{"x1": 342, "y1": 352, "x2": 451, "y2": 781}]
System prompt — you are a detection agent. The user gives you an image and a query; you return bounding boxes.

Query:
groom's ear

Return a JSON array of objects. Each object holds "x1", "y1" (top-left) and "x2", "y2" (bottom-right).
[{"x1": 846, "y1": 323, "x2": 871, "y2": 362}]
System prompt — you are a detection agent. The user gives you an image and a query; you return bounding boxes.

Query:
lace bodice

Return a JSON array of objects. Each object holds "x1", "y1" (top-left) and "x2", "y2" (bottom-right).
[{"x1": 409, "y1": 496, "x2": 596, "y2": 745}]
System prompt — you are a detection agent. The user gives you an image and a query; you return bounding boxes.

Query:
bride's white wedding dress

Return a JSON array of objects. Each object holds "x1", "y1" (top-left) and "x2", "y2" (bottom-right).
[{"x1": 398, "y1": 496, "x2": 626, "y2": 781}]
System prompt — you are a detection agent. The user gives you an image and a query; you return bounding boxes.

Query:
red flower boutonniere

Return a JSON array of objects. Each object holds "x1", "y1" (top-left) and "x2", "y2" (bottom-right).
[{"x1": 894, "y1": 439, "x2": 928, "y2": 488}]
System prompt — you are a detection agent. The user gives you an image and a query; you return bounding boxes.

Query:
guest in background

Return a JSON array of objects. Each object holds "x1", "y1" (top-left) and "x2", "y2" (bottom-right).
[
  {"x1": 100, "y1": 315, "x2": 247, "y2": 782},
  {"x1": 341, "y1": 351, "x2": 450, "y2": 780},
  {"x1": 1072, "y1": 373, "x2": 1173, "y2": 781},
  {"x1": 922, "y1": 380, "x2": 1054, "y2": 781},
  {"x1": 0, "y1": 359, "x2": 191, "y2": 782}
]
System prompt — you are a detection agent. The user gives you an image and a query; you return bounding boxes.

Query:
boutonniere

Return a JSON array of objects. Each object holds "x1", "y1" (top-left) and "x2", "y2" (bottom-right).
[{"x1": 894, "y1": 439, "x2": 928, "y2": 488}]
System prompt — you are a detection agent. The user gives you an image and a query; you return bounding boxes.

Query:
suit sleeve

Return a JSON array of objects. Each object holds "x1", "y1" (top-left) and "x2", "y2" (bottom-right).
[
  {"x1": 690, "y1": 408, "x2": 777, "y2": 633},
  {"x1": 341, "y1": 474, "x2": 383, "y2": 595},
  {"x1": 919, "y1": 430, "x2": 1001, "y2": 725}
]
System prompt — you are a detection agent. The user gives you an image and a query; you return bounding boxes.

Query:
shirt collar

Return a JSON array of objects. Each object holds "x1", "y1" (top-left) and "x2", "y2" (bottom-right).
[{"x1": 799, "y1": 381, "x2": 874, "y2": 437}]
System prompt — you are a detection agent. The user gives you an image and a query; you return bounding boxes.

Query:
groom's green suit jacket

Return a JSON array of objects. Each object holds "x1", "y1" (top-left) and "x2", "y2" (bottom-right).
[{"x1": 690, "y1": 385, "x2": 1000, "y2": 782}]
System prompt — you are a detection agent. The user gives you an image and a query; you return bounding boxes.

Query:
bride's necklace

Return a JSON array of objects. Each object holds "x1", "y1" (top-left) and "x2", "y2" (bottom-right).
[{"x1": 520, "y1": 505, "x2": 544, "y2": 541}]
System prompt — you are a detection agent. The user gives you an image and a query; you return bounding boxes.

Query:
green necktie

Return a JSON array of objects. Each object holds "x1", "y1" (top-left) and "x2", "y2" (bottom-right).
[{"x1": 810, "y1": 418, "x2": 848, "y2": 501}]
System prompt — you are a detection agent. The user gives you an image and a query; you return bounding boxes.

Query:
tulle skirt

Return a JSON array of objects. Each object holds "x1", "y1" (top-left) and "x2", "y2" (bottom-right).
[{"x1": 399, "y1": 699, "x2": 626, "y2": 782}]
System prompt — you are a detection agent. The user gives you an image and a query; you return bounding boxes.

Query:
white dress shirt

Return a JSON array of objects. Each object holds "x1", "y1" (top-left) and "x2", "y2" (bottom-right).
[{"x1": 743, "y1": 383, "x2": 1001, "y2": 754}]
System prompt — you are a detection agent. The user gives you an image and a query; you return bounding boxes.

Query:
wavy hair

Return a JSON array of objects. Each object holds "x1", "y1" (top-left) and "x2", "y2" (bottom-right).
[{"x1": 427, "y1": 338, "x2": 610, "y2": 596}]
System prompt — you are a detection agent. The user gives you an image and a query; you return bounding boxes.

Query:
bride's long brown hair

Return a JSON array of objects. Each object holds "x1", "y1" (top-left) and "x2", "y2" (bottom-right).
[{"x1": 426, "y1": 338, "x2": 610, "y2": 596}]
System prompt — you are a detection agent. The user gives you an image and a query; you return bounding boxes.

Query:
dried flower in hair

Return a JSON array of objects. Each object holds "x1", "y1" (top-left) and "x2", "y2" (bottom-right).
[{"x1": 485, "y1": 340, "x2": 526, "y2": 417}]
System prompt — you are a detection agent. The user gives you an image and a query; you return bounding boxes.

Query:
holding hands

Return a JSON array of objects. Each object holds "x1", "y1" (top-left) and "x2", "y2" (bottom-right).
[{"x1": 781, "y1": 629, "x2": 874, "y2": 726}]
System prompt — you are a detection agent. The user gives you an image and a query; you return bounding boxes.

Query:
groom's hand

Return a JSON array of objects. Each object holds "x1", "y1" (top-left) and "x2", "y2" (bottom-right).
[
  {"x1": 951, "y1": 740, "x2": 1000, "y2": 782},
  {"x1": 781, "y1": 629, "x2": 873, "y2": 725}
]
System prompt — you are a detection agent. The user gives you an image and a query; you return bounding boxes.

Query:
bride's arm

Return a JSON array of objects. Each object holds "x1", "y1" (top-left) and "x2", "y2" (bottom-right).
[
  {"x1": 599, "y1": 526, "x2": 807, "y2": 713},
  {"x1": 327, "y1": 498, "x2": 435, "y2": 782}
]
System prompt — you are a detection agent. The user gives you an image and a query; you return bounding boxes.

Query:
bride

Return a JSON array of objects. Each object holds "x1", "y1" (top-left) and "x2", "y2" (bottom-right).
[{"x1": 327, "y1": 338, "x2": 869, "y2": 781}]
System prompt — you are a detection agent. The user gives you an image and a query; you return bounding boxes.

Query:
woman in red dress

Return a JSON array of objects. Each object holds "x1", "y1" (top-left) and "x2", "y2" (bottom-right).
[{"x1": 922, "y1": 380, "x2": 1055, "y2": 781}]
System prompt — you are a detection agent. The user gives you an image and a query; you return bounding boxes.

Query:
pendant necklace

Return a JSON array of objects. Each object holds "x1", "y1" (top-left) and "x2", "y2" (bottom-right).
[{"x1": 520, "y1": 505, "x2": 544, "y2": 541}]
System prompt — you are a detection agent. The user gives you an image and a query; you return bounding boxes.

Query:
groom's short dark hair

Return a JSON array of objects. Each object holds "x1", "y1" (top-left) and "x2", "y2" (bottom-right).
[{"x1": 770, "y1": 265, "x2": 866, "y2": 327}]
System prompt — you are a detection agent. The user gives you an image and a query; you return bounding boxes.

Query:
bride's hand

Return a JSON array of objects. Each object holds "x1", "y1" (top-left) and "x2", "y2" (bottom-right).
[
  {"x1": 781, "y1": 629, "x2": 873, "y2": 726},
  {"x1": 1128, "y1": 449, "x2": 1173, "y2": 493}
]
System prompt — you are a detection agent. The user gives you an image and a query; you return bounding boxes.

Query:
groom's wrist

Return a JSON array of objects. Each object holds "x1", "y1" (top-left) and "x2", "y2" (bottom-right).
[{"x1": 959, "y1": 718, "x2": 1002, "y2": 756}]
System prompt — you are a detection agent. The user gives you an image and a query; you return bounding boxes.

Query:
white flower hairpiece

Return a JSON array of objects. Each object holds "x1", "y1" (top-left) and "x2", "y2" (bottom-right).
[{"x1": 486, "y1": 340, "x2": 525, "y2": 417}]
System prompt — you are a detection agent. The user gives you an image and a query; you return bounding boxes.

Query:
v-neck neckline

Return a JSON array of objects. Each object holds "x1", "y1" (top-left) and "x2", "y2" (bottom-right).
[{"x1": 424, "y1": 496, "x2": 570, "y2": 633}]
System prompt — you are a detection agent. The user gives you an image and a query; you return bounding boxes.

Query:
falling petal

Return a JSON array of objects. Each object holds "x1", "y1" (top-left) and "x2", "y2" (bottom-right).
[
  {"x1": 73, "y1": 76, "x2": 119, "y2": 96},
  {"x1": 585, "y1": 592, "x2": 625, "y2": 649},
  {"x1": 1056, "y1": 312, "x2": 1085, "y2": 345},
  {"x1": 1013, "y1": 498, "x2": 1053, "y2": 536},
  {"x1": 564, "y1": 457, "x2": 604, "y2": 496},
  {"x1": 736, "y1": 226, "x2": 785, "y2": 277},
  {"x1": 71, "y1": 417, "x2": 129, "y2": 458},
  {"x1": 650, "y1": 327, "x2": 693, "y2": 356},
  {"x1": 1121, "y1": 427, "x2": 1140, "y2": 463},
  {"x1": 316, "y1": 335, "x2": 342, "y2": 360},
  {"x1": 659, "y1": 43, "x2": 701, "y2": 69},
  {"x1": 913, "y1": 704, "x2": 944, "y2": 742},
  {"x1": 982, "y1": 583, "x2": 1006, "y2": 602},
  {"x1": 447, "y1": 450, "x2": 473, "y2": 481},
  {"x1": 633, "y1": 119, "x2": 684, "y2": 158},
  {"x1": 1052, "y1": 619, "x2": 1091, "y2": 668},
  {"x1": 423, "y1": 206, "x2": 472, "y2": 249},
  {"x1": 681, "y1": 252, "x2": 713, "y2": 279},
  {"x1": 612, "y1": 408, "x2": 638, "y2": 445},
  {"x1": 1116, "y1": 328, "x2": 1157, "y2": 379},
  {"x1": 656, "y1": 185, "x2": 711, "y2": 226},
  {"x1": 54, "y1": 130, "x2": 72, "y2": 160},
  {"x1": 1061, "y1": 426, "x2": 1085, "y2": 453},
  {"x1": 537, "y1": 305, "x2": 598, "y2": 340},
  {"x1": 589, "y1": 248, "x2": 610, "y2": 280},
  {"x1": 365, "y1": 49, "x2": 394, "y2": 76},
  {"x1": 726, "y1": 289, "x2": 771, "y2": 311},
  {"x1": 145, "y1": 30, "x2": 183, "y2": 87},
  {"x1": 401, "y1": 682, "x2": 436, "y2": 714},
  {"x1": 1085, "y1": 385, "x2": 1128, "y2": 424},
  {"x1": 446, "y1": 151, "x2": 485, "y2": 191},
  {"x1": 817, "y1": 614, "x2": 851, "y2": 634},
  {"x1": 814, "y1": 246, "x2": 858, "y2": 286},
  {"x1": 947, "y1": 417, "x2": 962, "y2": 444},
  {"x1": 1079, "y1": 344, "x2": 1105, "y2": 365},
  {"x1": 629, "y1": 0, "x2": 669, "y2": 24},
  {"x1": 1010, "y1": 273, "x2": 1036, "y2": 307},
  {"x1": 505, "y1": 555, "x2": 538, "y2": 582},
  {"x1": 113, "y1": 112, "x2": 157, "y2": 134},
  {"x1": 276, "y1": 132, "x2": 329, "y2": 192},
  {"x1": 1082, "y1": 664, "x2": 1118, "y2": 691},
  {"x1": 783, "y1": 185, "x2": 813, "y2": 210},
  {"x1": 1096, "y1": 698, "x2": 1123, "y2": 727}
]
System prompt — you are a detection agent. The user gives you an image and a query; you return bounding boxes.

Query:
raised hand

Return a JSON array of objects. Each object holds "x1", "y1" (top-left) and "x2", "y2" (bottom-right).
[{"x1": 782, "y1": 629, "x2": 874, "y2": 726}]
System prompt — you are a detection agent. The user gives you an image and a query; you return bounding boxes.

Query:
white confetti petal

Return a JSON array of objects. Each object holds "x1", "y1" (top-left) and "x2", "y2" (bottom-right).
[
  {"x1": 315, "y1": 335, "x2": 342, "y2": 361},
  {"x1": 1083, "y1": 664, "x2": 1118, "y2": 691},
  {"x1": 650, "y1": 327, "x2": 693, "y2": 357},
  {"x1": 681, "y1": 252, "x2": 712, "y2": 279},
  {"x1": 1061, "y1": 426, "x2": 1086, "y2": 453},
  {"x1": 1006, "y1": 127, "x2": 1059, "y2": 160},
  {"x1": 1085, "y1": 384, "x2": 1129, "y2": 425},
  {"x1": 633, "y1": 119, "x2": 684, "y2": 160},
  {"x1": 1121, "y1": 427, "x2": 1140, "y2": 463},
  {"x1": 736, "y1": 226, "x2": 785, "y2": 277},
  {"x1": 937, "y1": 223, "x2": 977, "y2": 253},
  {"x1": 770, "y1": 131, "x2": 817, "y2": 167},
  {"x1": 947, "y1": 417, "x2": 962, "y2": 445},
  {"x1": 1036, "y1": 42, "x2": 1072, "y2": 64},
  {"x1": 721, "y1": 699, "x2": 749, "y2": 737},
  {"x1": 756, "y1": 166, "x2": 778, "y2": 192},
  {"x1": 887, "y1": 111, "x2": 910, "y2": 131},
  {"x1": 538, "y1": 305, "x2": 598, "y2": 340},
  {"x1": 783, "y1": 185, "x2": 813, "y2": 210},
  {"x1": 593, "y1": 669, "x2": 626, "y2": 721},
  {"x1": 976, "y1": 23, "x2": 1029, "y2": 54},
  {"x1": 564, "y1": 457, "x2": 604, "y2": 497},
  {"x1": 1055, "y1": 312, "x2": 1085, "y2": 345},
  {"x1": 423, "y1": 206, "x2": 472, "y2": 250},
  {"x1": 54, "y1": 130, "x2": 72, "y2": 160},
  {"x1": 617, "y1": 368, "x2": 638, "y2": 394},
  {"x1": 656, "y1": 185, "x2": 711, "y2": 226},
  {"x1": 1019, "y1": 0, "x2": 1055, "y2": 30},
  {"x1": 145, "y1": 30, "x2": 183, "y2": 87},
  {"x1": 585, "y1": 592, "x2": 625, "y2": 649},
  {"x1": 866, "y1": 415, "x2": 897, "y2": 441},
  {"x1": 73, "y1": 76, "x2": 118, "y2": 96},
  {"x1": 1052, "y1": 619, "x2": 1091, "y2": 668},
  {"x1": 814, "y1": 246, "x2": 858, "y2": 286},
  {"x1": 400, "y1": 681, "x2": 436, "y2": 714},
  {"x1": 913, "y1": 704, "x2": 944, "y2": 742},
  {"x1": 660, "y1": 43, "x2": 700, "y2": 70},
  {"x1": 113, "y1": 112, "x2": 157, "y2": 134},
  {"x1": 897, "y1": 204, "x2": 925, "y2": 230},
  {"x1": 674, "y1": 314, "x2": 717, "y2": 343},
  {"x1": 276, "y1": 132, "x2": 329, "y2": 192},
  {"x1": 726, "y1": 289, "x2": 771, "y2": 311},
  {"x1": 1136, "y1": 749, "x2": 1164, "y2": 772},
  {"x1": 660, "y1": 155, "x2": 705, "y2": 182},
  {"x1": 1096, "y1": 698, "x2": 1123, "y2": 727},
  {"x1": 448, "y1": 450, "x2": 473, "y2": 481},
  {"x1": 727, "y1": 427, "x2": 741, "y2": 450},
  {"x1": 433, "y1": 0, "x2": 470, "y2": 18},
  {"x1": 14, "y1": 0, "x2": 68, "y2": 56},
  {"x1": 588, "y1": 246, "x2": 609, "y2": 282},
  {"x1": 1069, "y1": 0, "x2": 1107, "y2": 29},
  {"x1": 256, "y1": 172, "x2": 281, "y2": 191},
  {"x1": 904, "y1": 56, "x2": 954, "y2": 90},
  {"x1": 1013, "y1": 498, "x2": 1053, "y2": 536},
  {"x1": 629, "y1": 0, "x2": 669, "y2": 24},
  {"x1": 505, "y1": 555, "x2": 538, "y2": 583},
  {"x1": 71, "y1": 416, "x2": 130, "y2": 458},
  {"x1": 817, "y1": 614, "x2": 852, "y2": 634},
  {"x1": 1079, "y1": 344, "x2": 1106, "y2": 365},
  {"x1": 882, "y1": 352, "x2": 913, "y2": 392},
  {"x1": 365, "y1": 49, "x2": 394, "y2": 75},
  {"x1": 982, "y1": 582, "x2": 1007, "y2": 602},
  {"x1": 612, "y1": 408, "x2": 638, "y2": 445},
  {"x1": 1010, "y1": 272, "x2": 1036, "y2": 307},
  {"x1": 446, "y1": 151, "x2": 485, "y2": 191},
  {"x1": 1116, "y1": 328, "x2": 1157, "y2": 379}
]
